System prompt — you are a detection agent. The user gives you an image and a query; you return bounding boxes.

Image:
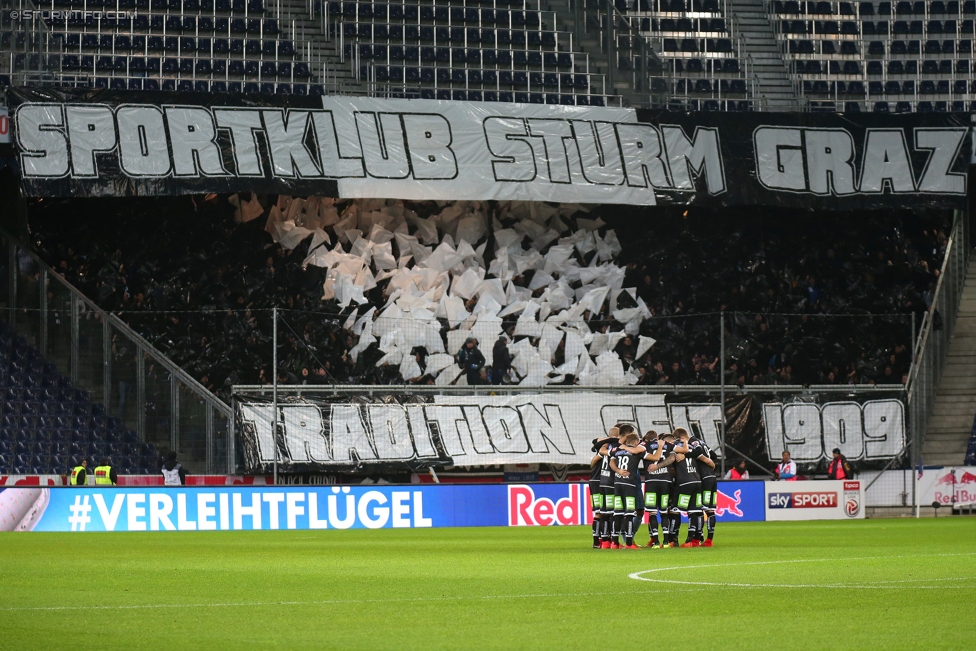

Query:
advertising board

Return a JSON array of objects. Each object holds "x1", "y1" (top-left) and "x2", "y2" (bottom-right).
[
  {"x1": 764, "y1": 480, "x2": 865, "y2": 521},
  {"x1": 0, "y1": 480, "x2": 765, "y2": 532}
]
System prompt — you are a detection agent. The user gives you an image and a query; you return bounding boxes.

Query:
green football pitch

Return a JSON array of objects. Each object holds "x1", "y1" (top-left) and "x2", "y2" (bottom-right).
[{"x1": 2, "y1": 519, "x2": 974, "y2": 650}]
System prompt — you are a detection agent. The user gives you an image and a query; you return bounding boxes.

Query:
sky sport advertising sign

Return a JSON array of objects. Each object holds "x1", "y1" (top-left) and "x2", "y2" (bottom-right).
[
  {"x1": 764, "y1": 480, "x2": 865, "y2": 521},
  {"x1": 0, "y1": 481, "x2": 763, "y2": 532}
]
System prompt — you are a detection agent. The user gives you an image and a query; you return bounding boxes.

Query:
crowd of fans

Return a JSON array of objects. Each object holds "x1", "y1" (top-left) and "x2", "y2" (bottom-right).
[{"x1": 23, "y1": 194, "x2": 948, "y2": 398}]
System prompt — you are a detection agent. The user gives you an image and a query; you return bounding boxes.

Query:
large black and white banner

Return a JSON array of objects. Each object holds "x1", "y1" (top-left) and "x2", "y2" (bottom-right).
[
  {"x1": 233, "y1": 391, "x2": 907, "y2": 473},
  {"x1": 7, "y1": 88, "x2": 970, "y2": 208}
]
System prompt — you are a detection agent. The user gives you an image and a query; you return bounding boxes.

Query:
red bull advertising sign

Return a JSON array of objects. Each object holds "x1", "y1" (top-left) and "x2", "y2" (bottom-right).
[
  {"x1": 919, "y1": 467, "x2": 976, "y2": 506},
  {"x1": 506, "y1": 481, "x2": 766, "y2": 526},
  {"x1": 508, "y1": 484, "x2": 591, "y2": 526}
]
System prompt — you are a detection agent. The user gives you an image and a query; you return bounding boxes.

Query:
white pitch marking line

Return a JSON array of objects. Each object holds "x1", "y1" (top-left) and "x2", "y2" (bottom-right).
[
  {"x1": 628, "y1": 551, "x2": 976, "y2": 589},
  {"x1": 0, "y1": 588, "x2": 709, "y2": 614},
  {"x1": 6, "y1": 552, "x2": 976, "y2": 613}
]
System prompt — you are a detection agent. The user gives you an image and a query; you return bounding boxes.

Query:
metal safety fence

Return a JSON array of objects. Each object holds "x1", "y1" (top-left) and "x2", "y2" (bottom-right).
[{"x1": 0, "y1": 230, "x2": 233, "y2": 474}]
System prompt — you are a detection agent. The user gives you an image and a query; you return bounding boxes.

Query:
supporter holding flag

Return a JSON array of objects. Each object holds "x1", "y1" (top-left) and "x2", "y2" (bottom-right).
[
  {"x1": 456, "y1": 338, "x2": 485, "y2": 385},
  {"x1": 491, "y1": 336, "x2": 511, "y2": 385},
  {"x1": 827, "y1": 448, "x2": 853, "y2": 480},
  {"x1": 774, "y1": 451, "x2": 797, "y2": 481}
]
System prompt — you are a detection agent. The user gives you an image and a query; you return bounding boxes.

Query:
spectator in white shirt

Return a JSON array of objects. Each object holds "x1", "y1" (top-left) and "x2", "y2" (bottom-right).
[{"x1": 774, "y1": 451, "x2": 797, "y2": 481}]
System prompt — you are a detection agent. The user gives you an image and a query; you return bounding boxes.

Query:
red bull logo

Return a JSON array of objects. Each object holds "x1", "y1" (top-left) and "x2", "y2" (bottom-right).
[
  {"x1": 936, "y1": 472, "x2": 957, "y2": 486},
  {"x1": 507, "y1": 484, "x2": 586, "y2": 526},
  {"x1": 715, "y1": 489, "x2": 743, "y2": 517},
  {"x1": 959, "y1": 472, "x2": 976, "y2": 484},
  {"x1": 0, "y1": 475, "x2": 62, "y2": 487}
]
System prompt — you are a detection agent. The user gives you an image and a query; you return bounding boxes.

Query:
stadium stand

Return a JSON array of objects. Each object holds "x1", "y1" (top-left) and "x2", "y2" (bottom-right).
[
  {"x1": 623, "y1": 0, "x2": 759, "y2": 111},
  {"x1": 1, "y1": 0, "x2": 348, "y2": 95},
  {"x1": 326, "y1": 0, "x2": 613, "y2": 104},
  {"x1": 2, "y1": 0, "x2": 976, "y2": 109},
  {"x1": 766, "y1": 0, "x2": 976, "y2": 111},
  {"x1": 0, "y1": 320, "x2": 159, "y2": 476},
  {"x1": 24, "y1": 194, "x2": 947, "y2": 394},
  {"x1": 0, "y1": 0, "x2": 619, "y2": 103}
]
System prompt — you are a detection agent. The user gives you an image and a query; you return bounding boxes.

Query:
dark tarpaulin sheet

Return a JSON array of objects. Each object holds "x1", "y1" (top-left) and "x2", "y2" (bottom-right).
[{"x1": 634, "y1": 109, "x2": 971, "y2": 210}]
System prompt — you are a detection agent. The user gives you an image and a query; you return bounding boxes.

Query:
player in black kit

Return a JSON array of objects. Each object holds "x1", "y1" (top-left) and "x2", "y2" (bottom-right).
[
  {"x1": 667, "y1": 427, "x2": 705, "y2": 547},
  {"x1": 596, "y1": 426, "x2": 623, "y2": 548},
  {"x1": 641, "y1": 430, "x2": 671, "y2": 548},
  {"x1": 690, "y1": 436, "x2": 718, "y2": 546},
  {"x1": 589, "y1": 431, "x2": 617, "y2": 548},
  {"x1": 609, "y1": 431, "x2": 646, "y2": 549}
]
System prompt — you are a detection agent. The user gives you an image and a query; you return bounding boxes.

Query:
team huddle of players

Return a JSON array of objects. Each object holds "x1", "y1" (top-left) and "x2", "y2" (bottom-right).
[{"x1": 588, "y1": 424, "x2": 718, "y2": 549}]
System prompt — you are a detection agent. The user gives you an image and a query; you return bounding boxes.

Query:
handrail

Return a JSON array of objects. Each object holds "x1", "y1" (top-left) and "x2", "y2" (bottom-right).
[
  {"x1": 234, "y1": 383, "x2": 905, "y2": 395},
  {"x1": 1, "y1": 227, "x2": 232, "y2": 418},
  {"x1": 906, "y1": 223, "x2": 955, "y2": 396}
]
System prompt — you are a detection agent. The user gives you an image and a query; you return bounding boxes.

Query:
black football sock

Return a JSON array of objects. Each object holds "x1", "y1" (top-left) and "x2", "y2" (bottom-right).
[
  {"x1": 612, "y1": 514, "x2": 624, "y2": 544},
  {"x1": 600, "y1": 517, "x2": 610, "y2": 541},
  {"x1": 592, "y1": 520, "x2": 600, "y2": 546},
  {"x1": 670, "y1": 514, "x2": 680, "y2": 544},
  {"x1": 707, "y1": 513, "x2": 716, "y2": 540},
  {"x1": 649, "y1": 512, "x2": 659, "y2": 545},
  {"x1": 624, "y1": 515, "x2": 635, "y2": 546}
]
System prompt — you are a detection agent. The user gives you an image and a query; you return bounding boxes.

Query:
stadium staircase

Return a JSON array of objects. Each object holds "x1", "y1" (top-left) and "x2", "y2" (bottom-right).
[
  {"x1": 275, "y1": 0, "x2": 366, "y2": 93},
  {"x1": 923, "y1": 257, "x2": 976, "y2": 466},
  {"x1": 726, "y1": 0, "x2": 801, "y2": 108},
  {"x1": 538, "y1": 0, "x2": 644, "y2": 105}
]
